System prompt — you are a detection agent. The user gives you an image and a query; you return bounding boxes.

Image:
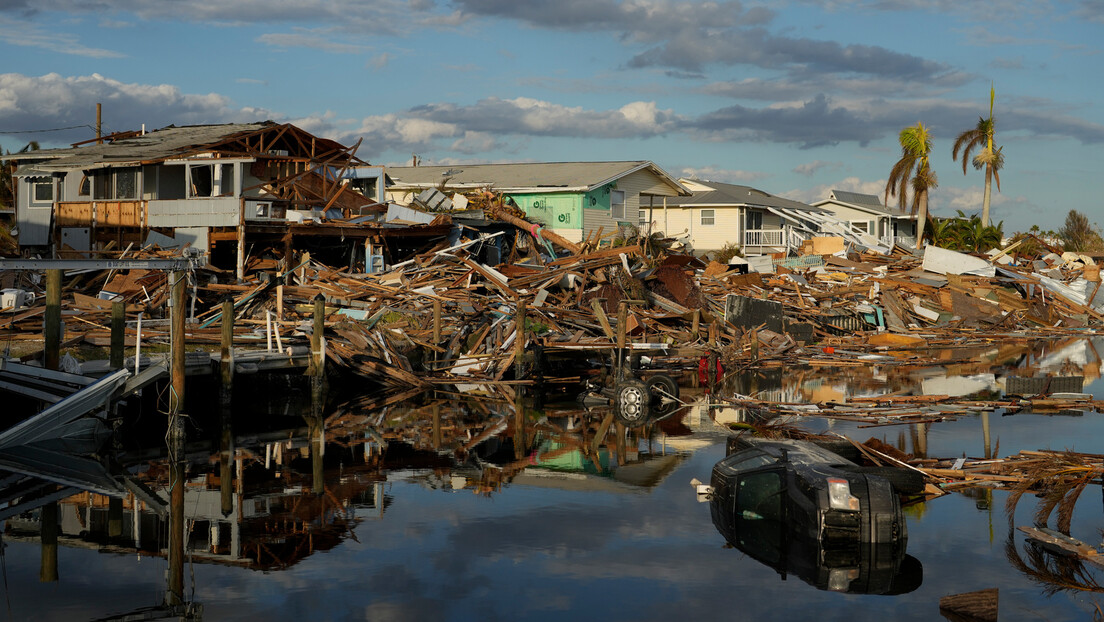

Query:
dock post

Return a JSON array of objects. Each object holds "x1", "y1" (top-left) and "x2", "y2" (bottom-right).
[
  {"x1": 44, "y1": 269, "x2": 61, "y2": 371},
  {"x1": 309, "y1": 294, "x2": 325, "y2": 383},
  {"x1": 166, "y1": 269, "x2": 186, "y2": 606},
  {"x1": 616, "y1": 301, "x2": 628, "y2": 380},
  {"x1": 110, "y1": 300, "x2": 124, "y2": 370},
  {"x1": 514, "y1": 300, "x2": 526, "y2": 379},
  {"x1": 310, "y1": 414, "x2": 324, "y2": 497},
  {"x1": 166, "y1": 412, "x2": 186, "y2": 606},
  {"x1": 432, "y1": 299, "x2": 442, "y2": 371},
  {"x1": 169, "y1": 270, "x2": 186, "y2": 414},
  {"x1": 108, "y1": 497, "x2": 123, "y2": 538},
  {"x1": 220, "y1": 400, "x2": 234, "y2": 517},
  {"x1": 432, "y1": 403, "x2": 441, "y2": 450},
  {"x1": 220, "y1": 296, "x2": 234, "y2": 394},
  {"x1": 41, "y1": 268, "x2": 61, "y2": 583},
  {"x1": 39, "y1": 500, "x2": 58, "y2": 582}
]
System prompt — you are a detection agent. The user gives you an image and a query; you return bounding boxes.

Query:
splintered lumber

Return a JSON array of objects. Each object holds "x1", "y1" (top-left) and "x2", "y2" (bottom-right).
[
  {"x1": 1017, "y1": 526, "x2": 1104, "y2": 567},
  {"x1": 485, "y1": 205, "x2": 582, "y2": 254}
]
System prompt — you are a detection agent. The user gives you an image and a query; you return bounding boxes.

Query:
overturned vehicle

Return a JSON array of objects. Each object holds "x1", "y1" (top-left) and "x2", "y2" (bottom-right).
[{"x1": 708, "y1": 437, "x2": 922, "y2": 594}]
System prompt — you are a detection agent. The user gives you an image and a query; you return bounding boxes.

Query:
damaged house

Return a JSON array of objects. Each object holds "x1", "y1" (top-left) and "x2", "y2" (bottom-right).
[
  {"x1": 385, "y1": 161, "x2": 690, "y2": 245},
  {"x1": 8, "y1": 122, "x2": 450, "y2": 276}
]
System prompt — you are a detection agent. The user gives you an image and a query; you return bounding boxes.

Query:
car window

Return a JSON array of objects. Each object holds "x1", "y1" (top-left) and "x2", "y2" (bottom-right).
[
  {"x1": 736, "y1": 470, "x2": 783, "y2": 522},
  {"x1": 735, "y1": 470, "x2": 785, "y2": 565},
  {"x1": 729, "y1": 451, "x2": 778, "y2": 472}
]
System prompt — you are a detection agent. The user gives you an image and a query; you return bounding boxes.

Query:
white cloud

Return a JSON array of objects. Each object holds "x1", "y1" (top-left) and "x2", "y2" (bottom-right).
[
  {"x1": 792, "y1": 160, "x2": 840, "y2": 176},
  {"x1": 0, "y1": 17, "x2": 124, "y2": 58},
  {"x1": 0, "y1": 73, "x2": 278, "y2": 143},
  {"x1": 677, "y1": 166, "x2": 769, "y2": 183},
  {"x1": 782, "y1": 176, "x2": 888, "y2": 205},
  {"x1": 257, "y1": 31, "x2": 367, "y2": 54}
]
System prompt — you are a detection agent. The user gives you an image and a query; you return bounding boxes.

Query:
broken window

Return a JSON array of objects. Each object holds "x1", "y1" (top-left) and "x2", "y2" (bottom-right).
[
  {"x1": 93, "y1": 172, "x2": 113, "y2": 200},
  {"x1": 78, "y1": 175, "x2": 90, "y2": 197},
  {"x1": 115, "y1": 168, "x2": 137, "y2": 199},
  {"x1": 218, "y1": 163, "x2": 235, "y2": 196},
  {"x1": 189, "y1": 164, "x2": 213, "y2": 198}
]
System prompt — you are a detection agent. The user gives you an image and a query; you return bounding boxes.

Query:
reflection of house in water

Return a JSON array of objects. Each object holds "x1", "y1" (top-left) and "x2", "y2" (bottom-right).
[
  {"x1": 1, "y1": 428, "x2": 391, "y2": 572},
  {"x1": 1021, "y1": 337, "x2": 1103, "y2": 383},
  {"x1": 507, "y1": 439, "x2": 685, "y2": 493}
]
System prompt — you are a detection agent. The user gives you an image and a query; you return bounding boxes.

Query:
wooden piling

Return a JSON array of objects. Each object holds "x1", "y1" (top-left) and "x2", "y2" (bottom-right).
[
  {"x1": 616, "y1": 301, "x2": 628, "y2": 379},
  {"x1": 220, "y1": 296, "x2": 234, "y2": 391},
  {"x1": 310, "y1": 294, "x2": 325, "y2": 380},
  {"x1": 514, "y1": 300, "x2": 526, "y2": 379},
  {"x1": 107, "y1": 497, "x2": 123, "y2": 538},
  {"x1": 310, "y1": 415, "x2": 324, "y2": 497},
  {"x1": 691, "y1": 308, "x2": 700, "y2": 338},
  {"x1": 432, "y1": 299, "x2": 442, "y2": 370},
  {"x1": 39, "y1": 499, "x2": 58, "y2": 582},
  {"x1": 166, "y1": 269, "x2": 186, "y2": 606},
  {"x1": 220, "y1": 401, "x2": 233, "y2": 517},
  {"x1": 110, "y1": 300, "x2": 124, "y2": 370},
  {"x1": 44, "y1": 269, "x2": 61, "y2": 371},
  {"x1": 169, "y1": 271, "x2": 186, "y2": 415},
  {"x1": 166, "y1": 414, "x2": 185, "y2": 606}
]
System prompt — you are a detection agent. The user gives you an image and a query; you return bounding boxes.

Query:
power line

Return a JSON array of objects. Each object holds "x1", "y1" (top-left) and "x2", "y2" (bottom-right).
[{"x1": 0, "y1": 124, "x2": 96, "y2": 134}]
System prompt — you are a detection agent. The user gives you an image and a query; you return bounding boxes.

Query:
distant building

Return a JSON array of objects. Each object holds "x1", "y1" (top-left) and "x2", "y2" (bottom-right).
[
  {"x1": 811, "y1": 189, "x2": 917, "y2": 249},
  {"x1": 7, "y1": 123, "x2": 447, "y2": 275},
  {"x1": 386, "y1": 161, "x2": 690, "y2": 244}
]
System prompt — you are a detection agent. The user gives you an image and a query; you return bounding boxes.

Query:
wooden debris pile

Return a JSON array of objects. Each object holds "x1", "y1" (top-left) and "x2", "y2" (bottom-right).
[{"x1": 5, "y1": 217, "x2": 1104, "y2": 388}]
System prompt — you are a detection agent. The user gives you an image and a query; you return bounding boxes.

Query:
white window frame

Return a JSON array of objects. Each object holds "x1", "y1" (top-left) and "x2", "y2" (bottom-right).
[
  {"x1": 850, "y1": 220, "x2": 870, "y2": 233},
  {"x1": 700, "y1": 208, "x2": 715, "y2": 226},
  {"x1": 31, "y1": 178, "x2": 54, "y2": 204},
  {"x1": 610, "y1": 189, "x2": 626, "y2": 220}
]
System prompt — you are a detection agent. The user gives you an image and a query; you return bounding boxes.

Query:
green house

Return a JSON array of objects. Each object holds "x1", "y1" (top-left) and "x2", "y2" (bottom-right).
[{"x1": 386, "y1": 161, "x2": 689, "y2": 244}]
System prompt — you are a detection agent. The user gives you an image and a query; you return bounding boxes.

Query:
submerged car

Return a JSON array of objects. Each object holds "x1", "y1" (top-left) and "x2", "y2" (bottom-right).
[{"x1": 709, "y1": 437, "x2": 922, "y2": 593}]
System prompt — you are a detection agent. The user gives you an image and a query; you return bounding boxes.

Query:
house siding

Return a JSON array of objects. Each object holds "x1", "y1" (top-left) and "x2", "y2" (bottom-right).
[
  {"x1": 642, "y1": 206, "x2": 743, "y2": 254},
  {"x1": 582, "y1": 169, "x2": 682, "y2": 240},
  {"x1": 509, "y1": 193, "x2": 582, "y2": 229}
]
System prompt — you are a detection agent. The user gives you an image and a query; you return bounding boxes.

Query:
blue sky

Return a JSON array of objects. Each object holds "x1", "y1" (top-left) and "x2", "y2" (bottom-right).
[{"x1": 1, "y1": 0, "x2": 1102, "y2": 233}]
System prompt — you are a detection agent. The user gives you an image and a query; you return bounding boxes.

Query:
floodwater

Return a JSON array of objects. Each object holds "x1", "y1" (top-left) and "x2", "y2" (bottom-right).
[{"x1": 3, "y1": 337, "x2": 1104, "y2": 621}]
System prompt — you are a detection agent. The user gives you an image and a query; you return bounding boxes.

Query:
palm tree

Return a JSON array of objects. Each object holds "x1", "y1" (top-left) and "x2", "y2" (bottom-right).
[
  {"x1": 952, "y1": 85, "x2": 1004, "y2": 227},
  {"x1": 885, "y1": 122, "x2": 938, "y2": 245}
]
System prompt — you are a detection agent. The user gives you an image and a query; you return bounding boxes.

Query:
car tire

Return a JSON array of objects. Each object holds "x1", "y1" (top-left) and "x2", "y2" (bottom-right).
[
  {"x1": 842, "y1": 465, "x2": 926, "y2": 495},
  {"x1": 614, "y1": 378, "x2": 651, "y2": 427},
  {"x1": 646, "y1": 374, "x2": 679, "y2": 401}
]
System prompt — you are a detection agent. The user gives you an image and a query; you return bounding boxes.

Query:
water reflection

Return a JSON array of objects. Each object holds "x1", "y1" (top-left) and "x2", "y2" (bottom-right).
[{"x1": 3, "y1": 337, "x2": 1104, "y2": 619}]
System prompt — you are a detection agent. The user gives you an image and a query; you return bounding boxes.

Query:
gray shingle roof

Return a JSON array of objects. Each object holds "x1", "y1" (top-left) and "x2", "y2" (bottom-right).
[
  {"x1": 818, "y1": 189, "x2": 908, "y2": 217},
  {"x1": 387, "y1": 161, "x2": 688, "y2": 194},
  {"x1": 667, "y1": 179, "x2": 825, "y2": 212},
  {"x1": 13, "y1": 123, "x2": 274, "y2": 170}
]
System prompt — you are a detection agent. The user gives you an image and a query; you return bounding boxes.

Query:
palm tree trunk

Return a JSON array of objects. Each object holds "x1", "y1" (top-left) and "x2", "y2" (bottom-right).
[
  {"x1": 981, "y1": 165, "x2": 992, "y2": 227},
  {"x1": 916, "y1": 191, "x2": 928, "y2": 246}
]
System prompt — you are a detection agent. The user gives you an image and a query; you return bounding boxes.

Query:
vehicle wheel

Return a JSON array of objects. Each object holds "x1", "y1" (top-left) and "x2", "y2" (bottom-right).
[
  {"x1": 842, "y1": 465, "x2": 926, "y2": 495},
  {"x1": 614, "y1": 379, "x2": 651, "y2": 427},
  {"x1": 646, "y1": 374, "x2": 679, "y2": 402}
]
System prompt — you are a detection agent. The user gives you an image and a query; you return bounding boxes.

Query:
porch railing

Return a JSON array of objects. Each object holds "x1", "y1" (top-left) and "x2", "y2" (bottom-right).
[{"x1": 744, "y1": 229, "x2": 784, "y2": 247}]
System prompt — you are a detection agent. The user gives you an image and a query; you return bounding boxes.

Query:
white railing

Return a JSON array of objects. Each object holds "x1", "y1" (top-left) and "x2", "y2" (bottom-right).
[
  {"x1": 744, "y1": 229, "x2": 784, "y2": 247},
  {"x1": 880, "y1": 234, "x2": 916, "y2": 248},
  {"x1": 787, "y1": 228, "x2": 809, "y2": 249}
]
